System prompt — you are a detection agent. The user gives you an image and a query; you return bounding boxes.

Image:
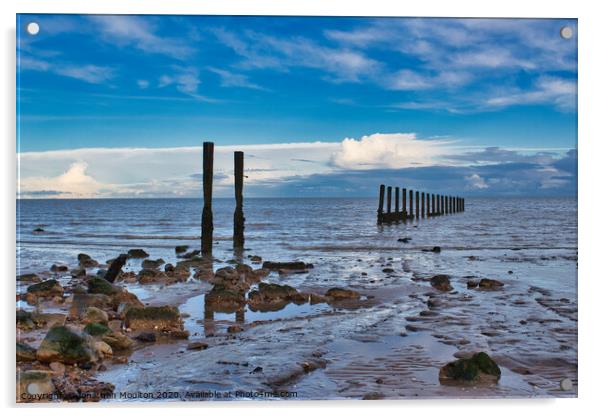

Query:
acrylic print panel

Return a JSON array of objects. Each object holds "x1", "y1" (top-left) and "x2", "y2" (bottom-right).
[{"x1": 16, "y1": 14, "x2": 577, "y2": 402}]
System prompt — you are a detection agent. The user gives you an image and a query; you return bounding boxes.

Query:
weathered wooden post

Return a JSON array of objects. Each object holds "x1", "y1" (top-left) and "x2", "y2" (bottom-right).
[
  {"x1": 377, "y1": 184, "x2": 385, "y2": 224},
  {"x1": 462, "y1": 198, "x2": 465, "y2": 212},
  {"x1": 421, "y1": 192, "x2": 425, "y2": 218},
  {"x1": 415, "y1": 190, "x2": 419, "y2": 219},
  {"x1": 438, "y1": 195, "x2": 442, "y2": 215},
  {"x1": 445, "y1": 195, "x2": 449, "y2": 214},
  {"x1": 395, "y1": 187, "x2": 400, "y2": 214},
  {"x1": 402, "y1": 188, "x2": 407, "y2": 217},
  {"x1": 201, "y1": 141, "x2": 214, "y2": 255},
  {"x1": 409, "y1": 190, "x2": 414, "y2": 218},
  {"x1": 431, "y1": 194, "x2": 435, "y2": 216},
  {"x1": 453, "y1": 196, "x2": 457, "y2": 213},
  {"x1": 387, "y1": 186, "x2": 392, "y2": 215},
  {"x1": 233, "y1": 151, "x2": 245, "y2": 249},
  {"x1": 426, "y1": 193, "x2": 430, "y2": 217}
]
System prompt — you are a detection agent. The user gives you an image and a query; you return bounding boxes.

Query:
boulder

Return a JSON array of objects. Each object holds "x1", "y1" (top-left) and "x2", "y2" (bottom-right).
[
  {"x1": 87, "y1": 277, "x2": 117, "y2": 295},
  {"x1": 26, "y1": 279, "x2": 64, "y2": 300},
  {"x1": 78, "y1": 253, "x2": 99, "y2": 268},
  {"x1": 69, "y1": 293, "x2": 112, "y2": 320},
  {"x1": 248, "y1": 282, "x2": 298, "y2": 305},
  {"x1": 249, "y1": 255, "x2": 262, "y2": 263},
  {"x1": 175, "y1": 245, "x2": 189, "y2": 254},
  {"x1": 439, "y1": 352, "x2": 501, "y2": 385},
  {"x1": 164, "y1": 263, "x2": 175, "y2": 273},
  {"x1": 17, "y1": 370, "x2": 54, "y2": 402},
  {"x1": 127, "y1": 249, "x2": 149, "y2": 258},
  {"x1": 479, "y1": 278, "x2": 505, "y2": 290},
  {"x1": 325, "y1": 287, "x2": 361, "y2": 300},
  {"x1": 205, "y1": 284, "x2": 246, "y2": 313},
  {"x1": 102, "y1": 332, "x2": 134, "y2": 350},
  {"x1": 94, "y1": 341, "x2": 113, "y2": 358},
  {"x1": 124, "y1": 306, "x2": 183, "y2": 333},
  {"x1": 82, "y1": 307, "x2": 109, "y2": 325},
  {"x1": 83, "y1": 323, "x2": 111, "y2": 337},
  {"x1": 36, "y1": 326, "x2": 98, "y2": 364},
  {"x1": 17, "y1": 273, "x2": 41, "y2": 283},
  {"x1": 187, "y1": 341, "x2": 208, "y2": 350},
  {"x1": 430, "y1": 275, "x2": 453, "y2": 291},
  {"x1": 16, "y1": 342, "x2": 37, "y2": 362},
  {"x1": 50, "y1": 264, "x2": 69, "y2": 273},
  {"x1": 16, "y1": 309, "x2": 37, "y2": 331},
  {"x1": 141, "y1": 258, "x2": 165, "y2": 270},
  {"x1": 467, "y1": 280, "x2": 479, "y2": 289}
]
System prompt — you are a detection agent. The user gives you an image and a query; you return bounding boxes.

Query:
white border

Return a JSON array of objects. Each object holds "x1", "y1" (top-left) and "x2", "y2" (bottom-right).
[{"x1": 2, "y1": 1, "x2": 600, "y2": 415}]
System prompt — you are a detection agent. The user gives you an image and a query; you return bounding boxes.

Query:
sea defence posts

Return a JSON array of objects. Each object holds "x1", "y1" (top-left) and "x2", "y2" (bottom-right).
[
  {"x1": 377, "y1": 183, "x2": 465, "y2": 224},
  {"x1": 201, "y1": 142, "x2": 246, "y2": 255}
]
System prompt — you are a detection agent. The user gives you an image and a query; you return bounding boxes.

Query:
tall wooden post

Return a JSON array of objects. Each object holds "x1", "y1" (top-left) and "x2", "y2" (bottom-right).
[
  {"x1": 402, "y1": 188, "x2": 407, "y2": 215},
  {"x1": 438, "y1": 195, "x2": 441, "y2": 215},
  {"x1": 395, "y1": 187, "x2": 400, "y2": 213},
  {"x1": 409, "y1": 190, "x2": 414, "y2": 218},
  {"x1": 387, "y1": 186, "x2": 392, "y2": 214},
  {"x1": 377, "y1": 185, "x2": 385, "y2": 224},
  {"x1": 201, "y1": 142, "x2": 214, "y2": 255},
  {"x1": 445, "y1": 196, "x2": 448, "y2": 214},
  {"x1": 233, "y1": 151, "x2": 244, "y2": 249},
  {"x1": 431, "y1": 194, "x2": 435, "y2": 216},
  {"x1": 421, "y1": 192, "x2": 425, "y2": 218},
  {"x1": 415, "y1": 190, "x2": 419, "y2": 219},
  {"x1": 426, "y1": 193, "x2": 430, "y2": 217}
]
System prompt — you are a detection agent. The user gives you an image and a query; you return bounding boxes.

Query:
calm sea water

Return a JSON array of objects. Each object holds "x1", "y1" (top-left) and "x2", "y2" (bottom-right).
[{"x1": 16, "y1": 197, "x2": 577, "y2": 276}]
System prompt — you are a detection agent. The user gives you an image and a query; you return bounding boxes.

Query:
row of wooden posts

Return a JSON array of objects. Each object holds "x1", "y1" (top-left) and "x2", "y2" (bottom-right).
[
  {"x1": 377, "y1": 184, "x2": 464, "y2": 224},
  {"x1": 201, "y1": 141, "x2": 245, "y2": 255}
]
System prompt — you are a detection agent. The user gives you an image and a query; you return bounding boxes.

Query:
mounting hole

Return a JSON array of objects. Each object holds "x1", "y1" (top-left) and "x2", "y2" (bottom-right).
[
  {"x1": 560, "y1": 378, "x2": 573, "y2": 391},
  {"x1": 560, "y1": 26, "x2": 573, "y2": 40},
  {"x1": 26, "y1": 22, "x2": 40, "y2": 36}
]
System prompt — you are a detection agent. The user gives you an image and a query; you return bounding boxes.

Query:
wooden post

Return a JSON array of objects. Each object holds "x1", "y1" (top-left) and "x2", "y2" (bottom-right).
[
  {"x1": 462, "y1": 198, "x2": 465, "y2": 212},
  {"x1": 445, "y1": 196, "x2": 448, "y2": 214},
  {"x1": 233, "y1": 151, "x2": 244, "y2": 249},
  {"x1": 201, "y1": 141, "x2": 214, "y2": 255},
  {"x1": 409, "y1": 190, "x2": 414, "y2": 218},
  {"x1": 377, "y1": 184, "x2": 385, "y2": 224},
  {"x1": 426, "y1": 193, "x2": 430, "y2": 217},
  {"x1": 431, "y1": 194, "x2": 435, "y2": 216},
  {"x1": 438, "y1": 195, "x2": 442, "y2": 215},
  {"x1": 387, "y1": 186, "x2": 392, "y2": 214},
  {"x1": 395, "y1": 187, "x2": 399, "y2": 213},
  {"x1": 421, "y1": 192, "x2": 425, "y2": 218},
  {"x1": 402, "y1": 188, "x2": 407, "y2": 215},
  {"x1": 415, "y1": 190, "x2": 419, "y2": 219}
]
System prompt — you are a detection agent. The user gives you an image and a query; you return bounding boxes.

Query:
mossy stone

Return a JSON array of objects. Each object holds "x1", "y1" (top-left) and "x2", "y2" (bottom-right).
[
  {"x1": 36, "y1": 326, "x2": 95, "y2": 364},
  {"x1": 84, "y1": 322, "x2": 111, "y2": 336},
  {"x1": 87, "y1": 277, "x2": 117, "y2": 295},
  {"x1": 27, "y1": 279, "x2": 61, "y2": 293}
]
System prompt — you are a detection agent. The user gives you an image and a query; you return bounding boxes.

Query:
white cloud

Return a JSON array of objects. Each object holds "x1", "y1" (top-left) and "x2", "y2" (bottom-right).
[
  {"x1": 486, "y1": 76, "x2": 576, "y2": 110},
  {"x1": 208, "y1": 67, "x2": 264, "y2": 90},
  {"x1": 19, "y1": 162, "x2": 110, "y2": 198},
  {"x1": 18, "y1": 57, "x2": 114, "y2": 84},
  {"x1": 137, "y1": 79, "x2": 149, "y2": 89},
  {"x1": 330, "y1": 133, "x2": 451, "y2": 169},
  {"x1": 465, "y1": 173, "x2": 489, "y2": 189}
]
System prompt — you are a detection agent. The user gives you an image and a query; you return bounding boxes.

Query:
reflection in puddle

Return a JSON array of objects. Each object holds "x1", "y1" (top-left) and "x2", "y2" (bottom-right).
[{"x1": 180, "y1": 293, "x2": 332, "y2": 338}]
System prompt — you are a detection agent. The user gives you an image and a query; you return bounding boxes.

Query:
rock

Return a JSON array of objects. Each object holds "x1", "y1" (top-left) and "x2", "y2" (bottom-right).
[
  {"x1": 248, "y1": 282, "x2": 299, "y2": 310},
  {"x1": 309, "y1": 293, "x2": 329, "y2": 304},
  {"x1": 227, "y1": 325, "x2": 243, "y2": 334},
  {"x1": 479, "y1": 278, "x2": 505, "y2": 290},
  {"x1": 137, "y1": 268, "x2": 168, "y2": 284},
  {"x1": 30, "y1": 312, "x2": 67, "y2": 328},
  {"x1": 175, "y1": 245, "x2": 189, "y2": 254},
  {"x1": 439, "y1": 352, "x2": 501, "y2": 385},
  {"x1": 71, "y1": 267, "x2": 86, "y2": 278},
  {"x1": 16, "y1": 342, "x2": 37, "y2": 362},
  {"x1": 33, "y1": 227, "x2": 45, "y2": 233},
  {"x1": 124, "y1": 306, "x2": 183, "y2": 333},
  {"x1": 78, "y1": 253, "x2": 99, "y2": 268},
  {"x1": 467, "y1": 280, "x2": 479, "y2": 289},
  {"x1": 36, "y1": 326, "x2": 98, "y2": 364},
  {"x1": 205, "y1": 284, "x2": 246, "y2": 313},
  {"x1": 87, "y1": 277, "x2": 117, "y2": 295},
  {"x1": 83, "y1": 323, "x2": 111, "y2": 337},
  {"x1": 382, "y1": 268, "x2": 394, "y2": 273},
  {"x1": 94, "y1": 341, "x2": 113, "y2": 358},
  {"x1": 111, "y1": 288, "x2": 144, "y2": 315},
  {"x1": 135, "y1": 332, "x2": 156, "y2": 343},
  {"x1": 423, "y1": 246, "x2": 442, "y2": 253},
  {"x1": 49, "y1": 361, "x2": 66, "y2": 376},
  {"x1": 141, "y1": 258, "x2": 165, "y2": 270},
  {"x1": 104, "y1": 254, "x2": 128, "y2": 283},
  {"x1": 17, "y1": 370, "x2": 54, "y2": 402},
  {"x1": 164, "y1": 263, "x2": 175, "y2": 272},
  {"x1": 127, "y1": 249, "x2": 149, "y2": 258},
  {"x1": 430, "y1": 275, "x2": 453, "y2": 291},
  {"x1": 249, "y1": 255, "x2": 262, "y2": 263},
  {"x1": 17, "y1": 273, "x2": 41, "y2": 283},
  {"x1": 83, "y1": 307, "x2": 109, "y2": 325},
  {"x1": 325, "y1": 287, "x2": 361, "y2": 300},
  {"x1": 397, "y1": 237, "x2": 411, "y2": 243},
  {"x1": 26, "y1": 279, "x2": 64, "y2": 300},
  {"x1": 50, "y1": 264, "x2": 69, "y2": 273},
  {"x1": 102, "y1": 332, "x2": 134, "y2": 350},
  {"x1": 187, "y1": 341, "x2": 209, "y2": 350},
  {"x1": 17, "y1": 309, "x2": 37, "y2": 330},
  {"x1": 179, "y1": 249, "x2": 201, "y2": 259},
  {"x1": 262, "y1": 261, "x2": 313, "y2": 270},
  {"x1": 69, "y1": 293, "x2": 112, "y2": 320}
]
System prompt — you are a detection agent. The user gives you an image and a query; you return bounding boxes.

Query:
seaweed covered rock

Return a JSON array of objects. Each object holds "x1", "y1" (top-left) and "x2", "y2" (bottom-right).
[
  {"x1": 83, "y1": 323, "x2": 111, "y2": 337},
  {"x1": 479, "y1": 278, "x2": 505, "y2": 290},
  {"x1": 17, "y1": 309, "x2": 37, "y2": 331},
  {"x1": 141, "y1": 258, "x2": 165, "y2": 270},
  {"x1": 248, "y1": 282, "x2": 299, "y2": 311},
  {"x1": 439, "y1": 352, "x2": 501, "y2": 385},
  {"x1": 26, "y1": 279, "x2": 64, "y2": 302},
  {"x1": 17, "y1": 273, "x2": 41, "y2": 283},
  {"x1": 16, "y1": 342, "x2": 37, "y2": 362},
  {"x1": 325, "y1": 287, "x2": 361, "y2": 300},
  {"x1": 78, "y1": 253, "x2": 99, "y2": 268},
  {"x1": 102, "y1": 332, "x2": 134, "y2": 350},
  {"x1": 205, "y1": 284, "x2": 246, "y2": 313},
  {"x1": 17, "y1": 370, "x2": 55, "y2": 402},
  {"x1": 127, "y1": 248, "x2": 149, "y2": 258},
  {"x1": 87, "y1": 277, "x2": 117, "y2": 296},
  {"x1": 50, "y1": 264, "x2": 69, "y2": 273},
  {"x1": 262, "y1": 261, "x2": 313, "y2": 271},
  {"x1": 69, "y1": 293, "x2": 112, "y2": 320},
  {"x1": 82, "y1": 307, "x2": 109, "y2": 325},
  {"x1": 430, "y1": 275, "x2": 453, "y2": 292},
  {"x1": 36, "y1": 326, "x2": 98, "y2": 364},
  {"x1": 124, "y1": 305, "x2": 184, "y2": 333}
]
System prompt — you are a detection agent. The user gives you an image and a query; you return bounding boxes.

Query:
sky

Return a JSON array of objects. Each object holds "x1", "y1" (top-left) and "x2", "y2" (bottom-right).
[{"x1": 16, "y1": 15, "x2": 577, "y2": 198}]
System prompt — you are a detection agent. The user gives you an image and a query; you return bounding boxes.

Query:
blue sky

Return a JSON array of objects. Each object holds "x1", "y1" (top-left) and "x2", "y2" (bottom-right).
[{"x1": 16, "y1": 15, "x2": 577, "y2": 198}]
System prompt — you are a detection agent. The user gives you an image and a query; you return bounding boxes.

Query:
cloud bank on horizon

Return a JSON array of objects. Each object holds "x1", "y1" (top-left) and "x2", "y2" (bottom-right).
[{"x1": 16, "y1": 15, "x2": 577, "y2": 198}]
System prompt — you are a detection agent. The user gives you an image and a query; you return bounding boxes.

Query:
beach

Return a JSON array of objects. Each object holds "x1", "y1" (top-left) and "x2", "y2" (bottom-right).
[{"x1": 16, "y1": 197, "x2": 578, "y2": 401}]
